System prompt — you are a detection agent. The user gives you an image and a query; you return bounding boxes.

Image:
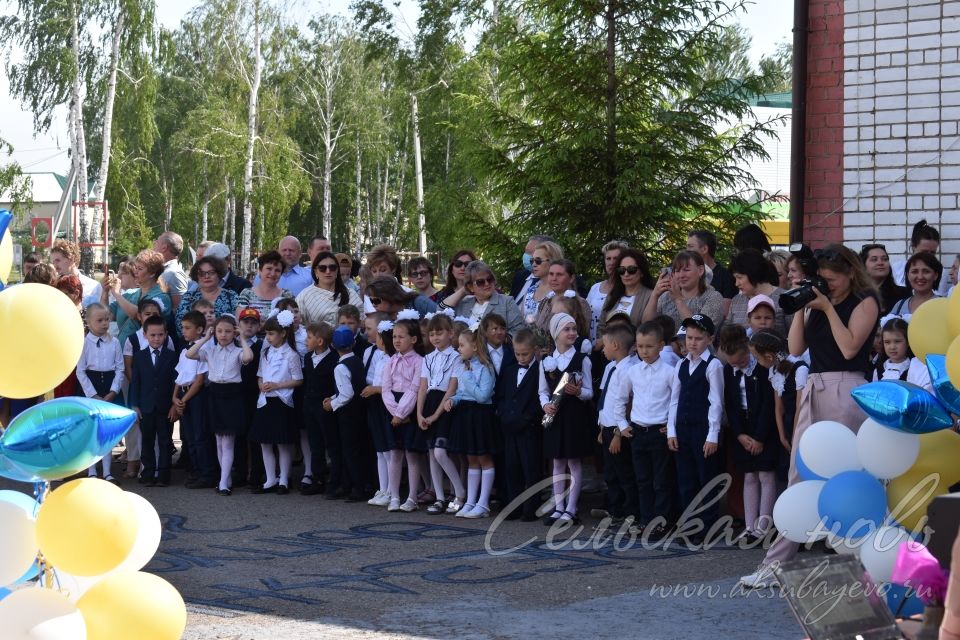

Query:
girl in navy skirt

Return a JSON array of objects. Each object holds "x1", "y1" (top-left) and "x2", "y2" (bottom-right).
[
  {"x1": 248, "y1": 310, "x2": 304, "y2": 494},
  {"x1": 539, "y1": 312, "x2": 595, "y2": 525},
  {"x1": 380, "y1": 312, "x2": 426, "y2": 512},
  {"x1": 445, "y1": 328, "x2": 497, "y2": 518},
  {"x1": 417, "y1": 313, "x2": 466, "y2": 514},
  {"x1": 362, "y1": 313, "x2": 393, "y2": 506},
  {"x1": 187, "y1": 314, "x2": 255, "y2": 495}
]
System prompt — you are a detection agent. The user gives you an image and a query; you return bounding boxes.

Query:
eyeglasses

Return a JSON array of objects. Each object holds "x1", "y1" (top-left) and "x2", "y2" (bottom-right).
[
  {"x1": 369, "y1": 297, "x2": 383, "y2": 306},
  {"x1": 197, "y1": 270, "x2": 218, "y2": 278},
  {"x1": 472, "y1": 277, "x2": 494, "y2": 287},
  {"x1": 452, "y1": 259, "x2": 471, "y2": 269},
  {"x1": 616, "y1": 265, "x2": 641, "y2": 276},
  {"x1": 409, "y1": 270, "x2": 431, "y2": 278},
  {"x1": 314, "y1": 264, "x2": 338, "y2": 273},
  {"x1": 861, "y1": 243, "x2": 886, "y2": 254},
  {"x1": 531, "y1": 257, "x2": 546, "y2": 265}
]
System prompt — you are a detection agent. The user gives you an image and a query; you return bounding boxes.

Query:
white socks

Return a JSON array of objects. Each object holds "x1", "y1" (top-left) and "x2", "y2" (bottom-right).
[
  {"x1": 434, "y1": 448, "x2": 465, "y2": 500},
  {"x1": 566, "y1": 458, "x2": 583, "y2": 516},
  {"x1": 387, "y1": 450, "x2": 404, "y2": 499},
  {"x1": 551, "y1": 459, "x2": 567, "y2": 514},
  {"x1": 217, "y1": 434, "x2": 235, "y2": 491},
  {"x1": 278, "y1": 444, "x2": 294, "y2": 486},
  {"x1": 261, "y1": 444, "x2": 278, "y2": 488},
  {"x1": 478, "y1": 468, "x2": 495, "y2": 510},
  {"x1": 405, "y1": 451, "x2": 421, "y2": 502},
  {"x1": 376, "y1": 452, "x2": 389, "y2": 494},
  {"x1": 466, "y1": 468, "x2": 481, "y2": 507}
]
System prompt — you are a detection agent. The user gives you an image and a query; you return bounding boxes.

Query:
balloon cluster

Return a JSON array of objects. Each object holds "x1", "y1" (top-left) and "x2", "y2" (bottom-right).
[{"x1": 0, "y1": 259, "x2": 188, "y2": 639}]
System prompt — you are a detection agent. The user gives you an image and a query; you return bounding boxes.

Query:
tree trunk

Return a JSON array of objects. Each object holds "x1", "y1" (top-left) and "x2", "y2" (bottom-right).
[
  {"x1": 222, "y1": 175, "x2": 231, "y2": 244},
  {"x1": 605, "y1": 0, "x2": 617, "y2": 210},
  {"x1": 241, "y1": 0, "x2": 262, "y2": 271},
  {"x1": 354, "y1": 131, "x2": 362, "y2": 254},
  {"x1": 92, "y1": 12, "x2": 124, "y2": 203},
  {"x1": 201, "y1": 158, "x2": 209, "y2": 240},
  {"x1": 391, "y1": 138, "x2": 408, "y2": 246},
  {"x1": 71, "y1": 0, "x2": 91, "y2": 270}
]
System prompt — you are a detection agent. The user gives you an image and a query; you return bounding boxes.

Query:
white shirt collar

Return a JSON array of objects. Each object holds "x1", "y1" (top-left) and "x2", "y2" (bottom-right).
[
  {"x1": 86, "y1": 332, "x2": 111, "y2": 344},
  {"x1": 884, "y1": 359, "x2": 910, "y2": 373},
  {"x1": 734, "y1": 355, "x2": 757, "y2": 376}
]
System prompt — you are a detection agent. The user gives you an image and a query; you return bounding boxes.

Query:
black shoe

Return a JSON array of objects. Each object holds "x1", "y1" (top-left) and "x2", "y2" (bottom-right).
[
  {"x1": 345, "y1": 492, "x2": 367, "y2": 503},
  {"x1": 154, "y1": 479, "x2": 170, "y2": 487},
  {"x1": 277, "y1": 484, "x2": 290, "y2": 495},
  {"x1": 300, "y1": 483, "x2": 324, "y2": 496},
  {"x1": 218, "y1": 488, "x2": 232, "y2": 496},
  {"x1": 138, "y1": 475, "x2": 155, "y2": 486},
  {"x1": 521, "y1": 513, "x2": 540, "y2": 522},
  {"x1": 542, "y1": 511, "x2": 562, "y2": 526},
  {"x1": 646, "y1": 525, "x2": 670, "y2": 541},
  {"x1": 502, "y1": 510, "x2": 521, "y2": 521},
  {"x1": 185, "y1": 479, "x2": 216, "y2": 489},
  {"x1": 251, "y1": 484, "x2": 278, "y2": 494},
  {"x1": 326, "y1": 488, "x2": 348, "y2": 500},
  {"x1": 232, "y1": 476, "x2": 249, "y2": 488}
]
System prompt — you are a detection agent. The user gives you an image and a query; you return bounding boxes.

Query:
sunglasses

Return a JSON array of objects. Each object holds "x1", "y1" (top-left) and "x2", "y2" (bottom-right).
[
  {"x1": 452, "y1": 259, "x2": 471, "y2": 269},
  {"x1": 617, "y1": 265, "x2": 641, "y2": 276},
  {"x1": 861, "y1": 243, "x2": 887, "y2": 253},
  {"x1": 314, "y1": 264, "x2": 338, "y2": 273},
  {"x1": 531, "y1": 257, "x2": 547, "y2": 265},
  {"x1": 409, "y1": 270, "x2": 431, "y2": 278},
  {"x1": 369, "y1": 297, "x2": 383, "y2": 306},
  {"x1": 472, "y1": 277, "x2": 494, "y2": 287},
  {"x1": 197, "y1": 270, "x2": 218, "y2": 278}
]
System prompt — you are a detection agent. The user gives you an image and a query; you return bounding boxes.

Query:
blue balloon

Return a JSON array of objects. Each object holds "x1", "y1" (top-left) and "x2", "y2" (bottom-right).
[
  {"x1": 926, "y1": 354, "x2": 960, "y2": 415},
  {"x1": 886, "y1": 582, "x2": 924, "y2": 617},
  {"x1": 0, "y1": 209, "x2": 10, "y2": 289},
  {"x1": 0, "y1": 398, "x2": 136, "y2": 482},
  {"x1": 796, "y1": 448, "x2": 827, "y2": 481},
  {"x1": 818, "y1": 470, "x2": 888, "y2": 539},
  {"x1": 851, "y1": 380, "x2": 953, "y2": 434},
  {"x1": 0, "y1": 587, "x2": 9, "y2": 601}
]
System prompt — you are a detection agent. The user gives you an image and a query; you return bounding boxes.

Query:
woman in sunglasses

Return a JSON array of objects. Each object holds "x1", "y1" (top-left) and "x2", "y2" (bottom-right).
[
  {"x1": 236, "y1": 251, "x2": 295, "y2": 318},
  {"x1": 518, "y1": 241, "x2": 565, "y2": 321},
  {"x1": 586, "y1": 240, "x2": 629, "y2": 341},
  {"x1": 596, "y1": 248, "x2": 654, "y2": 343},
  {"x1": 447, "y1": 261, "x2": 525, "y2": 336},
  {"x1": 296, "y1": 251, "x2": 364, "y2": 327},
  {"x1": 406, "y1": 257, "x2": 440, "y2": 302},
  {"x1": 859, "y1": 244, "x2": 909, "y2": 317},
  {"x1": 436, "y1": 250, "x2": 477, "y2": 304}
]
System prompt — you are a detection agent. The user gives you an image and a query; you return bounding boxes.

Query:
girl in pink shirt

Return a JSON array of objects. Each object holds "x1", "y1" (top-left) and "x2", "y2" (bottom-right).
[{"x1": 381, "y1": 312, "x2": 426, "y2": 512}]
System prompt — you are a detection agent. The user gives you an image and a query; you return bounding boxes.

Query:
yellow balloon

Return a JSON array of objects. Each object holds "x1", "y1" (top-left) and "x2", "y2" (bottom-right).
[
  {"x1": 78, "y1": 571, "x2": 186, "y2": 640},
  {"x1": 947, "y1": 335, "x2": 960, "y2": 390},
  {"x1": 0, "y1": 229, "x2": 11, "y2": 284},
  {"x1": 907, "y1": 297, "x2": 954, "y2": 363},
  {"x1": 949, "y1": 286, "x2": 960, "y2": 338},
  {"x1": 36, "y1": 478, "x2": 138, "y2": 576},
  {"x1": 0, "y1": 282, "x2": 85, "y2": 398},
  {"x1": 887, "y1": 429, "x2": 960, "y2": 531}
]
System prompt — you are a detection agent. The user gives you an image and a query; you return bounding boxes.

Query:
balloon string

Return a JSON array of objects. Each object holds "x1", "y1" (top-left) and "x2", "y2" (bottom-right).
[{"x1": 33, "y1": 481, "x2": 54, "y2": 589}]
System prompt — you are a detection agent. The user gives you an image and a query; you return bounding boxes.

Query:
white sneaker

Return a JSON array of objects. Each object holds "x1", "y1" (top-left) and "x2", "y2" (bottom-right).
[
  {"x1": 399, "y1": 498, "x2": 419, "y2": 512},
  {"x1": 387, "y1": 498, "x2": 402, "y2": 512},
  {"x1": 738, "y1": 566, "x2": 777, "y2": 589},
  {"x1": 445, "y1": 497, "x2": 465, "y2": 514},
  {"x1": 455, "y1": 503, "x2": 476, "y2": 518},
  {"x1": 462, "y1": 504, "x2": 490, "y2": 519},
  {"x1": 368, "y1": 491, "x2": 391, "y2": 506}
]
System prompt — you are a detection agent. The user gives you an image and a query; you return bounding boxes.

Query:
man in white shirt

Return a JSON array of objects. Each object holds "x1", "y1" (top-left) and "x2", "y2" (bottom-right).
[
  {"x1": 51, "y1": 239, "x2": 101, "y2": 306},
  {"x1": 154, "y1": 231, "x2": 189, "y2": 310}
]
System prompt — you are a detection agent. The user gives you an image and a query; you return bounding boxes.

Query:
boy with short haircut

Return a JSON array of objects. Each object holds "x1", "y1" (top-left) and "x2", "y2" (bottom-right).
[
  {"x1": 482, "y1": 313, "x2": 515, "y2": 376},
  {"x1": 666, "y1": 314, "x2": 724, "y2": 542},
  {"x1": 301, "y1": 322, "x2": 338, "y2": 496},
  {"x1": 613, "y1": 321, "x2": 676, "y2": 539},
  {"x1": 652, "y1": 315, "x2": 681, "y2": 368},
  {"x1": 336, "y1": 304, "x2": 368, "y2": 359},
  {"x1": 77, "y1": 302, "x2": 125, "y2": 481},
  {"x1": 323, "y1": 325, "x2": 369, "y2": 501},
  {"x1": 173, "y1": 310, "x2": 214, "y2": 488},
  {"x1": 494, "y1": 328, "x2": 543, "y2": 521},
  {"x1": 191, "y1": 299, "x2": 216, "y2": 334},
  {"x1": 129, "y1": 315, "x2": 179, "y2": 486},
  {"x1": 596, "y1": 324, "x2": 639, "y2": 527},
  {"x1": 236, "y1": 307, "x2": 265, "y2": 486}
]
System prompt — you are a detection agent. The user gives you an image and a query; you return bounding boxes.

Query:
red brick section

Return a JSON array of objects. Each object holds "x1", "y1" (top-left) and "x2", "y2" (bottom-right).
[{"x1": 803, "y1": 0, "x2": 845, "y2": 248}]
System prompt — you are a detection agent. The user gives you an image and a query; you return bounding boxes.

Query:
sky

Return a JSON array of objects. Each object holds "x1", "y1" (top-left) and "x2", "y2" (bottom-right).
[{"x1": 0, "y1": 0, "x2": 794, "y2": 175}]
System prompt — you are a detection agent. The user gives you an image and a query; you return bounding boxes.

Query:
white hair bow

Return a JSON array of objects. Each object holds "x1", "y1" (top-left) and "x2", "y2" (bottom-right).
[
  {"x1": 276, "y1": 310, "x2": 294, "y2": 328},
  {"x1": 396, "y1": 309, "x2": 420, "y2": 321},
  {"x1": 377, "y1": 320, "x2": 395, "y2": 333}
]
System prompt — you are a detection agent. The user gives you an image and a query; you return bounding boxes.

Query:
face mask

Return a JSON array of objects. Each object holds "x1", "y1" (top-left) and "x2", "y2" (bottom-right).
[{"x1": 522, "y1": 253, "x2": 533, "y2": 270}]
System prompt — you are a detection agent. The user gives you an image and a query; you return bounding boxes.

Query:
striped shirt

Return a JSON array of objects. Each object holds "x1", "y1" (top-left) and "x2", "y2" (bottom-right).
[{"x1": 296, "y1": 285, "x2": 365, "y2": 328}]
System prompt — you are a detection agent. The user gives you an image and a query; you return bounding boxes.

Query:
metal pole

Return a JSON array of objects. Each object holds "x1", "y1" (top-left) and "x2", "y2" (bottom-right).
[{"x1": 411, "y1": 92, "x2": 426, "y2": 256}]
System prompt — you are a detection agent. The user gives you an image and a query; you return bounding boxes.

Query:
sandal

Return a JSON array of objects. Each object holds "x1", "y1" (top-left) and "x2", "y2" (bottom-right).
[{"x1": 426, "y1": 500, "x2": 447, "y2": 515}]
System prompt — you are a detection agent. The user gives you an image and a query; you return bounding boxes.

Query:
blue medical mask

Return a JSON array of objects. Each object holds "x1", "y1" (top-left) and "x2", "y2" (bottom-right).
[{"x1": 522, "y1": 252, "x2": 533, "y2": 270}]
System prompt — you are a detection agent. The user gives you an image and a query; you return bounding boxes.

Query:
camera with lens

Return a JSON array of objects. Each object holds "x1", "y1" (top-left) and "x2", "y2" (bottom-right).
[{"x1": 779, "y1": 243, "x2": 829, "y2": 314}]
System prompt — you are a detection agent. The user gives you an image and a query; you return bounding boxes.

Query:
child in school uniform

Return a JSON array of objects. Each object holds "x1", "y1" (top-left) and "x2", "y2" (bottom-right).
[
  {"x1": 495, "y1": 328, "x2": 544, "y2": 521},
  {"x1": 381, "y1": 311, "x2": 427, "y2": 512},
  {"x1": 445, "y1": 328, "x2": 497, "y2": 518},
  {"x1": 337, "y1": 304, "x2": 369, "y2": 359},
  {"x1": 719, "y1": 324, "x2": 777, "y2": 543},
  {"x1": 482, "y1": 312, "x2": 514, "y2": 507},
  {"x1": 872, "y1": 316, "x2": 932, "y2": 390},
  {"x1": 540, "y1": 312, "x2": 595, "y2": 526},
  {"x1": 236, "y1": 307, "x2": 264, "y2": 487},
  {"x1": 667, "y1": 314, "x2": 724, "y2": 543},
  {"x1": 652, "y1": 315, "x2": 681, "y2": 369},
  {"x1": 173, "y1": 310, "x2": 213, "y2": 489},
  {"x1": 613, "y1": 321, "x2": 675, "y2": 540},
  {"x1": 595, "y1": 324, "x2": 639, "y2": 528},
  {"x1": 77, "y1": 303, "x2": 125, "y2": 482},
  {"x1": 323, "y1": 325, "x2": 370, "y2": 501},
  {"x1": 749, "y1": 329, "x2": 808, "y2": 486},
  {"x1": 362, "y1": 313, "x2": 394, "y2": 506},
  {"x1": 417, "y1": 313, "x2": 465, "y2": 515},
  {"x1": 128, "y1": 315, "x2": 178, "y2": 487},
  {"x1": 274, "y1": 298, "x2": 313, "y2": 487},
  {"x1": 301, "y1": 322, "x2": 338, "y2": 496},
  {"x1": 187, "y1": 314, "x2": 254, "y2": 495},
  {"x1": 248, "y1": 310, "x2": 304, "y2": 494}
]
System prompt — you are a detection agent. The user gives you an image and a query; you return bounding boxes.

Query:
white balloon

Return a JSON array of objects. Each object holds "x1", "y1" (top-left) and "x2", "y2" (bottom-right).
[
  {"x1": 116, "y1": 492, "x2": 162, "y2": 572},
  {"x1": 0, "y1": 587, "x2": 87, "y2": 639},
  {"x1": 856, "y1": 418, "x2": 920, "y2": 479},
  {"x1": 798, "y1": 421, "x2": 861, "y2": 479},
  {"x1": 860, "y1": 526, "x2": 912, "y2": 583},
  {"x1": 773, "y1": 480, "x2": 829, "y2": 543},
  {"x1": 40, "y1": 569, "x2": 101, "y2": 603},
  {"x1": 0, "y1": 502, "x2": 38, "y2": 586}
]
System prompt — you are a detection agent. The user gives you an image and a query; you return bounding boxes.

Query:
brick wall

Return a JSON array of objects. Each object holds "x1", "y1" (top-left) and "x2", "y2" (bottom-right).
[
  {"x1": 841, "y1": 0, "x2": 960, "y2": 259},
  {"x1": 804, "y1": 0, "x2": 846, "y2": 247}
]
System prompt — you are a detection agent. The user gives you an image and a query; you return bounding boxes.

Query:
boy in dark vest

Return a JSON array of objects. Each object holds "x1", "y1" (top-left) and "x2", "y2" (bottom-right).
[
  {"x1": 302, "y1": 322, "x2": 337, "y2": 496},
  {"x1": 323, "y1": 325, "x2": 370, "y2": 501}
]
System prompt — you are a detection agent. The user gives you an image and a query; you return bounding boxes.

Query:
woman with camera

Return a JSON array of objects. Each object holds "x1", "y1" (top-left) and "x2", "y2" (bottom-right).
[{"x1": 740, "y1": 244, "x2": 879, "y2": 589}]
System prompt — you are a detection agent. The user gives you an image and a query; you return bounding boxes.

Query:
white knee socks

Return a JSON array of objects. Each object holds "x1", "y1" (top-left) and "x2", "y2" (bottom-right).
[
  {"x1": 434, "y1": 448, "x2": 465, "y2": 500},
  {"x1": 478, "y1": 468, "x2": 495, "y2": 510},
  {"x1": 217, "y1": 434, "x2": 235, "y2": 491},
  {"x1": 261, "y1": 444, "x2": 277, "y2": 488}
]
